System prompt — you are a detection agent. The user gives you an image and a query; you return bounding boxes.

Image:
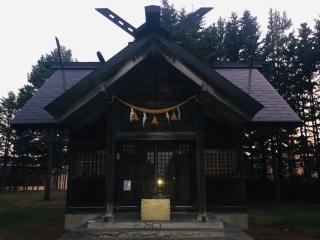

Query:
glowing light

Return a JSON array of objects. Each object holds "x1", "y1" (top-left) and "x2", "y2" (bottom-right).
[{"x1": 157, "y1": 178, "x2": 164, "y2": 187}]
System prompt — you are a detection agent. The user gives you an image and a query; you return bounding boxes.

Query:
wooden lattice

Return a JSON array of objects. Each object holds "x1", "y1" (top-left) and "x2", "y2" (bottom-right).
[{"x1": 204, "y1": 149, "x2": 238, "y2": 176}]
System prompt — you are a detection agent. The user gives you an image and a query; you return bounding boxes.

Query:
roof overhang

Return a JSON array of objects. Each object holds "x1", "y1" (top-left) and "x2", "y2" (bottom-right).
[{"x1": 45, "y1": 37, "x2": 263, "y2": 127}]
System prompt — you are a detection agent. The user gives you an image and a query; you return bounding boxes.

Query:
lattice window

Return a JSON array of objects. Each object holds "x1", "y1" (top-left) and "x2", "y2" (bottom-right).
[
  {"x1": 204, "y1": 149, "x2": 238, "y2": 176},
  {"x1": 122, "y1": 144, "x2": 136, "y2": 154},
  {"x1": 147, "y1": 151, "x2": 155, "y2": 164},
  {"x1": 176, "y1": 144, "x2": 190, "y2": 155},
  {"x1": 75, "y1": 149, "x2": 106, "y2": 176},
  {"x1": 157, "y1": 151, "x2": 173, "y2": 177}
]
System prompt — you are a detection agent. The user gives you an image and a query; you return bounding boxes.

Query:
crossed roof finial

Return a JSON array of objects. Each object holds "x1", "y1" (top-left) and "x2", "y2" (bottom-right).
[{"x1": 96, "y1": 5, "x2": 213, "y2": 39}]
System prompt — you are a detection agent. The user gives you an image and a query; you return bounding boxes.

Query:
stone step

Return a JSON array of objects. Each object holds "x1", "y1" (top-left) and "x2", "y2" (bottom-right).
[
  {"x1": 87, "y1": 220, "x2": 224, "y2": 230},
  {"x1": 58, "y1": 229, "x2": 253, "y2": 239}
]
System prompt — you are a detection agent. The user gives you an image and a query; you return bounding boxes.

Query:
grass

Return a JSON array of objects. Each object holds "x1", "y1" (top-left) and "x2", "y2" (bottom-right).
[
  {"x1": 0, "y1": 191, "x2": 66, "y2": 240},
  {"x1": 0, "y1": 190, "x2": 66, "y2": 209},
  {"x1": 0, "y1": 207, "x2": 64, "y2": 230},
  {"x1": 249, "y1": 203, "x2": 320, "y2": 234}
]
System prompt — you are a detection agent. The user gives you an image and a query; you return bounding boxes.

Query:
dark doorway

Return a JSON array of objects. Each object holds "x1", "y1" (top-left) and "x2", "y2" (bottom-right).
[{"x1": 114, "y1": 141, "x2": 195, "y2": 208}]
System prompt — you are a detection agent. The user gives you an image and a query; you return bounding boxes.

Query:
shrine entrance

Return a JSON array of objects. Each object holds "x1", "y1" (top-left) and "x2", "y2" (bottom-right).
[{"x1": 114, "y1": 141, "x2": 195, "y2": 210}]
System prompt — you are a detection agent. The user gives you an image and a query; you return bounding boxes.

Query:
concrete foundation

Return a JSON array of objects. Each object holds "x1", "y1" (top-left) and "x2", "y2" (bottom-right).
[
  {"x1": 64, "y1": 212, "x2": 248, "y2": 230},
  {"x1": 215, "y1": 213, "x2": 248, "y2": 230},
  {"x1": 65, "y1": 213, "x2": 101, "y2": 230},
  {"x1": 87, "y1": 220, "x2": 224, "y2": 230},
  {"x1": 59, "y1": 213, "x2": 253, "y2": 240}
]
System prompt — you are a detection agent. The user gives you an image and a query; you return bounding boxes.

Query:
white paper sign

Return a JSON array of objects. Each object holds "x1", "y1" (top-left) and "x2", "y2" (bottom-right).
[{"x1": 123, "y1": 180, "x2": 131, "y2": 191}]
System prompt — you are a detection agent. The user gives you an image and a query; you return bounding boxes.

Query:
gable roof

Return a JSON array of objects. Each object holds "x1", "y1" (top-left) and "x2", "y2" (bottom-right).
[
  {"x1": 11, "y1": 33, "x2": 301, "y2": 128},
  {"x1": 11, "y1": 59, "x2": 300, "y2": 128},
  {"x1": 44, "y1": 36, "x2": 263, "y2": 125}
]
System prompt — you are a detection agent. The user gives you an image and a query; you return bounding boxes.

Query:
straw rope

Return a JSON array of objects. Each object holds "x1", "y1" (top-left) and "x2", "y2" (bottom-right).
[{"x1": 112, "y1": 95, "x2": 196, "y2": 114}]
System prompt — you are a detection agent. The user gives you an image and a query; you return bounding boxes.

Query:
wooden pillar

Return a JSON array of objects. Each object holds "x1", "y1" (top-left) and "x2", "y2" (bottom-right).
[
  {"x1": 196, "y1": 113, "x2": 207, "y2": 221},
  {"x1": 238, "y1": 128, "x2": 247, "y2": 203},
  {"x1": 66, "y1": 135, "x2": 75, "y2": 209},
  {"x1": 44, "y1": 129, "x2": 55, "y2": 201},
  {"x1": 104, "y1": 96, "x2": 115, "y2": 221}
]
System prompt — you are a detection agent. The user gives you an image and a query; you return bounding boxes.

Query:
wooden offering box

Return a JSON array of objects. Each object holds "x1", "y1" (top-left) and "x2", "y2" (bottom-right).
[{"x1": 141, "y1": 199, "x2": 170, "y2": 221}]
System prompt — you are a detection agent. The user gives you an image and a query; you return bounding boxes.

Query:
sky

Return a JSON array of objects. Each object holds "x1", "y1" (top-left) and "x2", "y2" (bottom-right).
[{"x1": 0, "y1": 0, "x2": 319, "y2": 98}]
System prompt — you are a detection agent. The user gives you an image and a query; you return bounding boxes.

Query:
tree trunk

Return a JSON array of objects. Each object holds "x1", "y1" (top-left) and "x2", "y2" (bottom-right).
[
  {"x1": 1, "y1": 137, "x2": 10, "y2": 192},
  {"x1": 44, "y1": 130, "x2": 55, "y2": 201},
  {"x1": 271, "y1": 134, "x2": 282, "y2": 201}
]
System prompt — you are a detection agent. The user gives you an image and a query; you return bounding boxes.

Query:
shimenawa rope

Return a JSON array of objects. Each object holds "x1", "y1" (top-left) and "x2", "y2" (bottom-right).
[{"x1": 112, "y1": 95, "x2": 196, "y2": 114}]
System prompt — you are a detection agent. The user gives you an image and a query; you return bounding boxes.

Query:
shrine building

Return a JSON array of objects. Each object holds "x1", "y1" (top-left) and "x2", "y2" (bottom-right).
[{"x1": 11, "y1": 5, "x2": 300, "y2": 230}]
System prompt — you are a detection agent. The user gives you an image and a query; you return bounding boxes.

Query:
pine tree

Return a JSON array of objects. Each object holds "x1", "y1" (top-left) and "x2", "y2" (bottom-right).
[
  {"x1": 239, "y1": 10, "x2": 261, "y2": 61},
  {"x1": 0, "y1": 92, "x2": 18, "y2": 191},
  {"x1": 160, "y1": 0, "x2": 179, "y2": 34},
  {"x1": 199, "y1": 18, "x2": 225, "y2": 62},
  {"x1": 295, "y1": 22, "x2": 320, "y2": 178},
  {"x1": 224, "y1": 12, "x2": 242, "y2": 61}
]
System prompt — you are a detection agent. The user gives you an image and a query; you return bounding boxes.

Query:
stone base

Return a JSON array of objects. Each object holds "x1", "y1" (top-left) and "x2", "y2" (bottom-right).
[
  {"x1": 215, "y1": 213, "x2": 248, "y2": 230},
  {"x1": 88, "y1": 220, "x2": 224, "y2": 230},
  {"x1": 64, "y1": 212, "x2": 248, "y2": 231},
  {"x1": 103, "y1": 214, "x2": 114, "y2": 222},
  {"x1": 59, "y1": 229, "x2": 254, "y2": 240},
  {"x1": 65, "y1": 213, "x2": 100, "y2": 230},
  {"x1": 197, "y1": 213, "x2": 209, "y2": 222},
  {"x1": 60, "y1": 218, "x2": 254, "y2": 240}
]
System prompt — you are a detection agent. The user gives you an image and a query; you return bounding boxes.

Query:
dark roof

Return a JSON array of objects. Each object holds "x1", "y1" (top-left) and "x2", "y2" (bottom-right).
[
  {"x1": 10, "y1": 69, "x2": 92, "y2": 128},
  {"x1": 11, "y1": 61, "x2": 300, "y2": 127},
  {"x1": 216, "y1": 68, "x2": 300, "y2": 123},
  {"x1": 50, "y1": 62, "x2": 101, "y2": 69},
  {"x1": 212, "y1": 62, "x2": 263, "y2": 69}
]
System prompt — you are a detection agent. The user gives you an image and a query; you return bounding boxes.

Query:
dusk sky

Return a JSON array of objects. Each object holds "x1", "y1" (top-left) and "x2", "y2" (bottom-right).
[{"x1": 1, "y1": 0, "x2": 319, "y2": 98}]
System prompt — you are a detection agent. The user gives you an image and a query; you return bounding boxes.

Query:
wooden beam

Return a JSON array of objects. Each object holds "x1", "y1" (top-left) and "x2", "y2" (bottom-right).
[
  {"x1": 162, "y1": 53, "x2": 252, "y2": 122},
  {"x1": 96, "y1": 8, "x2": 136, "y2": 37},
  {"x1": 114, "y1": 131, "x2": 196, "y2": 141},
  {"x1": 58, "y1": 53, "x2": 147, "y2": 122}
]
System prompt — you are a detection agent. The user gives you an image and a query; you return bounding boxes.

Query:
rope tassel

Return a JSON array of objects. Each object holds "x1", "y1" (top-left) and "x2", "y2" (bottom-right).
[
  {"x1": 132, "y1": 112, "x2": 139, "y2": 121},
  {"x1": 142, "y1": 112, "x2": 147, "y2": 127},
  {"x1": 171, "y1": 111, "x2": 178, "y2": 121},
  {"x1": 166, "y1": 112, "x2": 170, "y2": 122},
  {"x1": 130, "y1": 108, "x2": 134, "y2": 122},
  {"x1": 151, "y1": 115, "x2": 159, "y2": 125}
]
